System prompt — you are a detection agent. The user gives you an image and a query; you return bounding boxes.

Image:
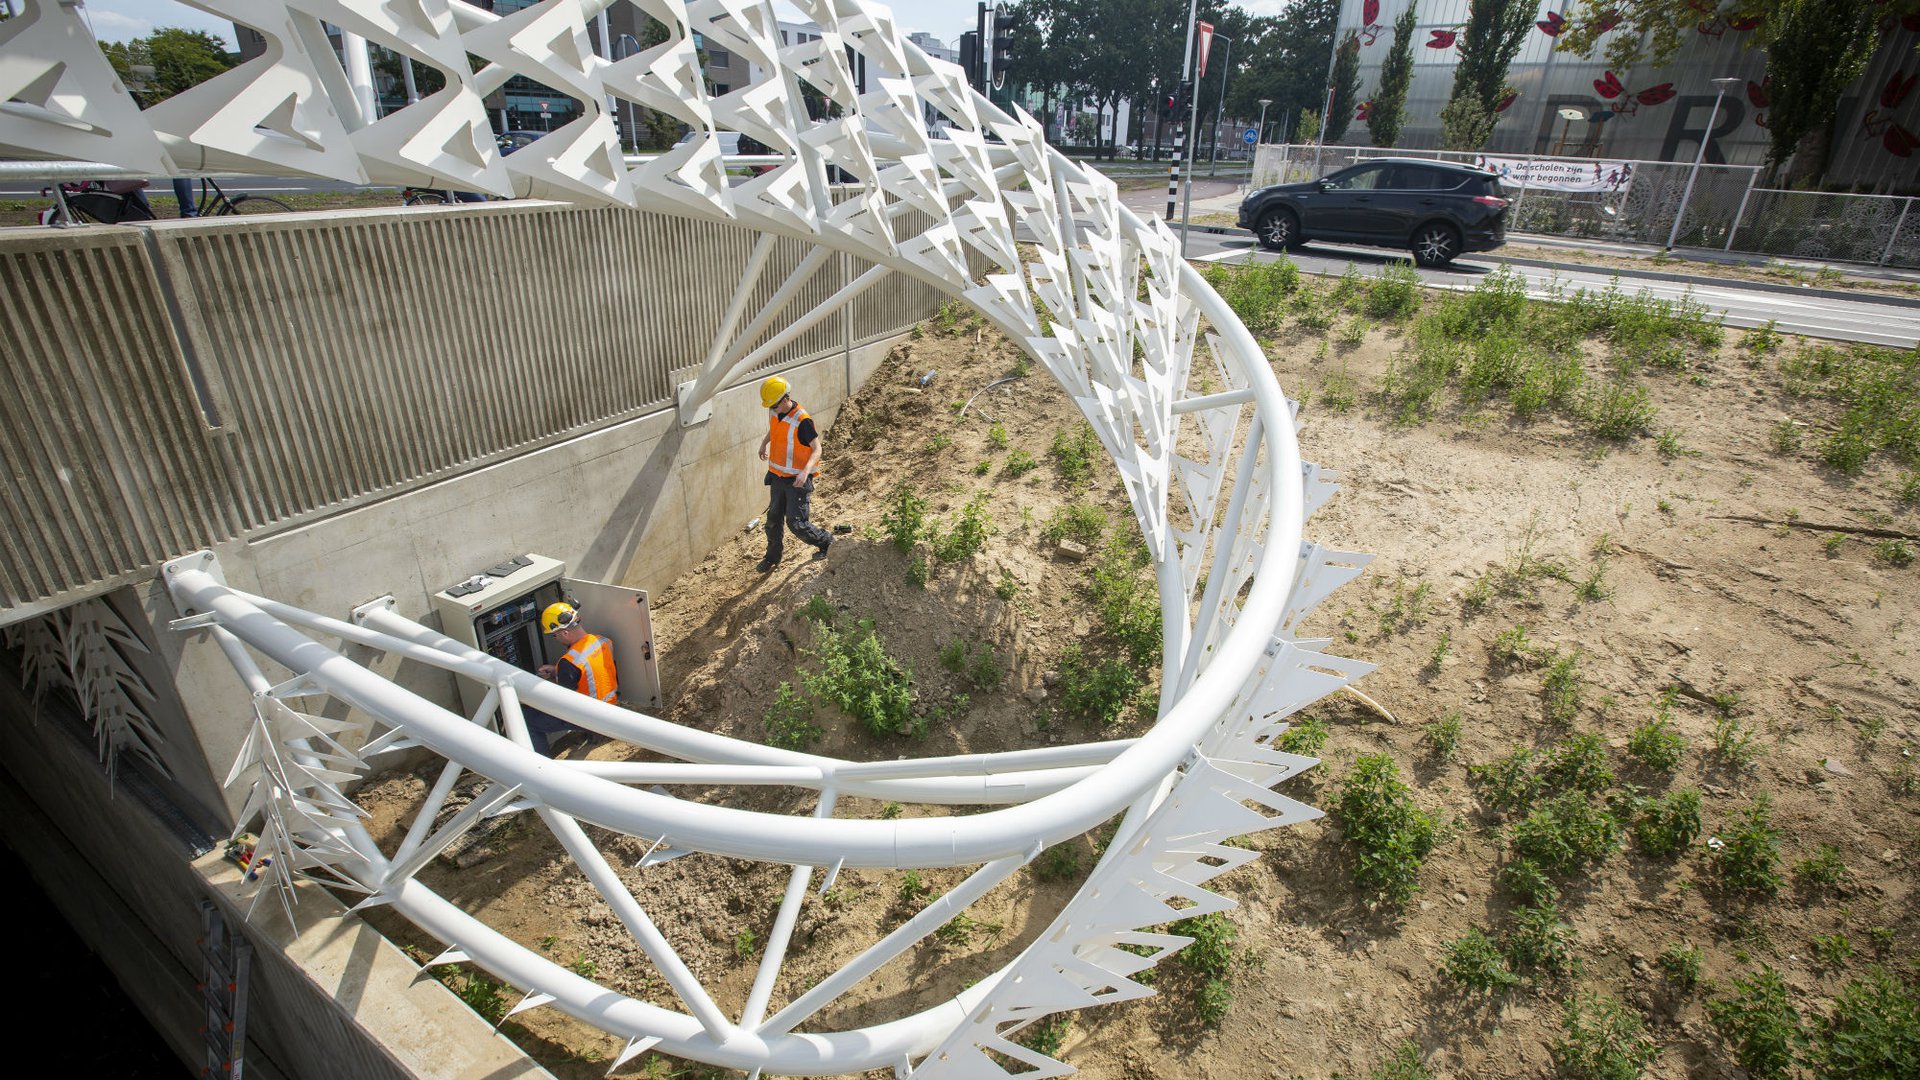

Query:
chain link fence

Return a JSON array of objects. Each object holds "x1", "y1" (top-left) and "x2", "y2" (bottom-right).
[{"x1": 1246, "y1": 144, "x2": 1919, "y2": 269}]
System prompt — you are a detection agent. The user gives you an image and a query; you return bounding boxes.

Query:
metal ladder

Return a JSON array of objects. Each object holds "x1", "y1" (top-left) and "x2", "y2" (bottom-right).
[{"x1": 196, "y1": 900, "x2": 251, "y2": 1080}]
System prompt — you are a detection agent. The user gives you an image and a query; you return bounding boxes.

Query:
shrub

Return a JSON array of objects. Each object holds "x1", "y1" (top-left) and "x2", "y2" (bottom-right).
[
  {"x1": 1707, "y1": 967, "x2": 1807, "y2": 1079},
  {"x1": 937, "y1": 639, "x2": 1003, "y2": 692},
  {"x1": 1814, "y1": 967, "x2": 1920, "y2": 1078},
  {"x1": 1422, "y1": 711, "x2": 1462, "y2": 759},
  {"x1": 1087, "y1": 538, "x2": 1161, "y2": 665},
  {"x1": 1633, "y1": 788, "x2": 1702, "y2": 858},
  {"x1": 987, "y1": 420, "x2": 1008, "y2": 449},
  {"x1": 1540, "y1": 650, "x2": 1586, "y2": 724},
  {"x1": 1500, "y1": 857, "x2": 1560, "y2": 907},
  {"x1": 1794, "y1": 843, "x2": 1851, "y2": 891},
  {"x1": 1368, "y1": 1040, "x2": 1431, "y2": 1080},
  {"x1": 804, "y1": 617, "x2": 915, "y2": 737},
  {"x1": 1202, "y1": 257, "x2": 1300, "y2": 334},
  {"x1": 897, "y1": 869, "x2": 933, "y2": 906},
  {"x1": 1491, "y1": 624, "x2": 1537, "y2": 669},
  {"x1": 1470, "y1": 746, "x2": 1542, "y2": 813},
  {"x1": 1048, "y1": 423, "x2": 1103, "y2": 485},
  {"x1": 1510, "y1": 791, "x2": 1621, "y2": 876},
  {"x1": 1541, "y1": 732, "x2": 1612, "y2": 794},
  {"x1": 1053, "y1": 644, "x2": 1143, "y2": 727},
  {"x1": 905, "y1": 555, "x2": 929, "y2": 588},
  {"x1": 881, "y1": 483, "x2": 927, "y2": 553},
  {"x1": 1506, "y1": 901, "x2": 1581, "y2": 978},
  {"x1": 1337, "y1": 754, "x2": 1438, "y2": 906},
  {"x1": 1626, "y1": 709, "x2": 1685, "y2": 771},
  {"x1": 1812, "y1": 932, "x2": 1854, "y2": 968},
  {"x1": 763, "y1": 682, "x2": 821, "y2": 750},
  {"x1": 1553, "y1": 991, "x2": 1658, "y2": 1080},
  {"x1": 1170, "y1": 913, "x2": 1236, "y2": 978},
  {"x1": 1712, "y1": 714, "x2": 1763, "y2": 766},
  {"x1": 1194, "y1": 976, "x2": 1234, "y2": 1026},
  {"x1": 796, "y1": 594, "x2": 836, "y2": 624},
  {"x1": 1032, "y1": 843, "x2": 1081, "y2": 882},
  {"x1": 1041, "y1": 501, "x2": 1106, "y2": 547},
  {"x1": 930, "y1": 494, "x2": 994, "y2": 562},
  {"x1": 1366, "y1": 261, "x2": 1423, "y2": 321},
  {"x1": 1444, "y1": 926, "x2": 1518, "y2": 991},
  {"x1": 1015, "y1": 1013, "x2": 1071, "y2": 1058},
  {"x1": 1709, "y1": 794, "x2": 1783, "y2": 898},
  {"x1": 1276, "y1": 714, "x2": 1330, "y2": 756},
  {"x1": 1658, "y1": 942, "x2": 1703, "y2": 991},
  {"x1": 1585, "y1": 381, "x2": 1656, "y2": 440},
  {"x1": 1001, "y1": 447, "x2": 1038, "y2": 477}
]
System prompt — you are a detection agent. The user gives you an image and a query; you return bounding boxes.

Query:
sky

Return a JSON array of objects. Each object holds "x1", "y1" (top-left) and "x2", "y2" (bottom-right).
[{"x1": 77, "y1": 0, "x2": 1297, "y2": 52}]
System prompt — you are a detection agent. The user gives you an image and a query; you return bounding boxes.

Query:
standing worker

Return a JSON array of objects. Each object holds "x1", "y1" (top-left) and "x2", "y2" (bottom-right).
[
  {"x1": 528, "y1": 601, "x2": 616, "y2": 756},
  {"x1": 756, "y1": 375, "x2": 833, "y2": 573}
]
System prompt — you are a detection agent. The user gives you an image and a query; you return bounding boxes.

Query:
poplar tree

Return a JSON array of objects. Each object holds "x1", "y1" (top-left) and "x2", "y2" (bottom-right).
[
  {"x1": 1438, "y1": 0, "x2": 1534, "y2": 150},
  {"x1": 1367, "y1": 2, "x2": 1418, "y2": 148}
]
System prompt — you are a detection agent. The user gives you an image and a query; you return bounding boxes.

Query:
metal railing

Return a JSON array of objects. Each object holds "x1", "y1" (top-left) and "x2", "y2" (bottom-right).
[{"x1": 1249, "y1": 143, "x2": 1919, "y2": 268}]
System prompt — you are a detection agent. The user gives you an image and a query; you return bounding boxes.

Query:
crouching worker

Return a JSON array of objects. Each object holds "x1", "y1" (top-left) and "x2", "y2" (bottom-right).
[{"x1": 525, "y1": 602, "x2": 616, "y2": 757}]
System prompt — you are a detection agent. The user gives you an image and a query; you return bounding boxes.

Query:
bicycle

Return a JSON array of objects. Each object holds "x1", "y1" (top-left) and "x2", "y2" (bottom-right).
[{"x1": 39, "y1": 177, "x2": 292, "y2": 225}]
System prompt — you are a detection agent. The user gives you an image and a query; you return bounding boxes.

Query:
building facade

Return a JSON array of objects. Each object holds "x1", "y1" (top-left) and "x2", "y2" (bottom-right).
[{"x1": 1330, "y1": 0, "x2": 1919, "y2": 190}]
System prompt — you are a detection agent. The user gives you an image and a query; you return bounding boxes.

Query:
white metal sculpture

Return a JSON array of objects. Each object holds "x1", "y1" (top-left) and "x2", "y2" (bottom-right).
[{"x1": 4, "y1": 0, "x2": 1374, "y2": 1073}]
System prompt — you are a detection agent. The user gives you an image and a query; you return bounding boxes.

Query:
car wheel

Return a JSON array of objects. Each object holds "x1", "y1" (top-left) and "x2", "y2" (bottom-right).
[
  {"x1": 1255, "y1": 208, "x2": 1299, "y2": 252},
  {"x1": 1411, "y1": 223, "x2": 1461, "y2": 267}
]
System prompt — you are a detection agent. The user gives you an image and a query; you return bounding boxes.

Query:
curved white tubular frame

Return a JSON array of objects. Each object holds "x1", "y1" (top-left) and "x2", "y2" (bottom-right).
[{"x1": 6, "y1": 0, "x2": 1371, "y2": 1073}]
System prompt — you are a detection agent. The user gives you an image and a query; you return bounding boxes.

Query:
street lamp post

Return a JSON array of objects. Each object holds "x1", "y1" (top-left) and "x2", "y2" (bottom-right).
[
  {"x1": 1255, "y1": 98, "x2": 1272, "y2": 146},
  {"x1": 1665, "y1": 77, "x2": 1741, "y2": 251},
  {"x1": 1209, "y1": 34, "x2": 1232, "y2": 175}
]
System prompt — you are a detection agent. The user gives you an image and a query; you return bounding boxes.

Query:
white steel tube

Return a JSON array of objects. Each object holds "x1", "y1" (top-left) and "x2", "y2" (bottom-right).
[
  {"x1": 740, "y1": 790, "x2": 837, "y2": 1028},
  {"x1": 1666, "y1": 81, "x2": 1732, "y2": 250}
]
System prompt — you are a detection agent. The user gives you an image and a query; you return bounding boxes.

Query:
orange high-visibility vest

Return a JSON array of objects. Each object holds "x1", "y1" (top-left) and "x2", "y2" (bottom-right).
[
  {"x1": 563, "y1": 633, "x2": 618, "y2": 703},
  {"x1": 767, "y1": 402, "x2": 816, "y2": 478}
]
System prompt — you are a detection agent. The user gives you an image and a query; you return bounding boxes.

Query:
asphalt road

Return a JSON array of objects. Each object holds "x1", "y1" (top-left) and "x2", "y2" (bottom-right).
[
  {"x1": 0, "y1": 176, "x2": 385, "y2": 198},
  {"x1": 1183, "y1": 232, "x2": 1920, "y2": 350}
]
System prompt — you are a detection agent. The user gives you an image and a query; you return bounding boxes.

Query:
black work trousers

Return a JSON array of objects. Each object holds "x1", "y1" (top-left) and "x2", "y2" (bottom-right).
[{"x1": 765, "y1": 476, "x2": 830, "y2": 564}]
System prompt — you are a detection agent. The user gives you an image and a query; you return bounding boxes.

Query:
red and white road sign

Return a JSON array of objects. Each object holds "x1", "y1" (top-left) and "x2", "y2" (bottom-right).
[{"x1": 1196, "y1": 22, "x2": 1215, "y2": 78}]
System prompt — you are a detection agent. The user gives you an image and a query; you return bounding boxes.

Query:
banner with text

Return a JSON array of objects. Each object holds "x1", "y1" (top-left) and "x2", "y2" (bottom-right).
[{"x1": 1472, "y1": 156, "x2": 1635, "y2": 192}]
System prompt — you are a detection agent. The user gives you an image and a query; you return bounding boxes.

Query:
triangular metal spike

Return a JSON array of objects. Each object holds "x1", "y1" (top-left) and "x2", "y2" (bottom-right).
[{"x1": 607, "y1": 1036, "x2": 662, "y2": 1075}]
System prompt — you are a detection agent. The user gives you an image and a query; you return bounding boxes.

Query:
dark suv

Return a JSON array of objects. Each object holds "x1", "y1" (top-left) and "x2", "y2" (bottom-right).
[{"x1": 1237, "y1": 159, "x2": 1509, "y2": 267}]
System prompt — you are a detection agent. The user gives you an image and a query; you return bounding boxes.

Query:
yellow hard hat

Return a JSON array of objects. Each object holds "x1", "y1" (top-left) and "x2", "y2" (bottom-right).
[
  {"x1": 540, "y1": 602, "x2": 580, "y2": 634},
  {"x1": 759, "y1": 375, "x2": 789, "y2": 409}
]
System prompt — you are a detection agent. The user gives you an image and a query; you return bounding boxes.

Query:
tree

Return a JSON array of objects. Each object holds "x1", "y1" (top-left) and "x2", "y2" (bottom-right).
[
  {"x1": 1324, "y1": 31, "x2": 1361, "y2": 143},
  {"x1": 1367, "y1": 1, "x2": 1417, "y2": 148},
  {"x1": 1227, "y1": 0, "x2": 1339, "y2": 143},
  {"x1": 1440, "y1": 0, "x2": 1534, "y2": 149},
  {"x1": 98, "y1": 28, "x2": 233, "y2": 107},
  {"x1": 1558, "y1": 0, "x2": 1916, "y2": 183}
]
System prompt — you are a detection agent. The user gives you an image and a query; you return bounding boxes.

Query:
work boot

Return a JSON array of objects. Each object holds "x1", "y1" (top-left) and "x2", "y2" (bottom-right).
[
  {"x1": 757, "y1": 557, "x2": 777, "y2": 573},
  {"x1": 812, "y1": 535, "x2": 832, "y2": 561}
]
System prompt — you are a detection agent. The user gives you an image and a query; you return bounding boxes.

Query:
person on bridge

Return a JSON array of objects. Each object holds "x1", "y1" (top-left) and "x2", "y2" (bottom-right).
[
  {"x1": 527, "y1": 601, "x2": 616, "y2": 756},
  {"x1": 756, "y1": 375, "x2": 833, "y2": 573}
]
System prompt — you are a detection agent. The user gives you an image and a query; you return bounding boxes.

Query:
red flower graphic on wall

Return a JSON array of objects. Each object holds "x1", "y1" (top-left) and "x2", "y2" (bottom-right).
[
  {"x1": 1881, "y1": 71, "x2": 1917, "y2": 110},
  {"x1": 1364, "y1": 0, "x2": 1380, "y2": 24},
  {"x1": 1636, "y1": 84, "x2": 1676, "y2": 107},
  {"x1": 1495, "y1": 91, "x2": 1520, "y2": 113},
  {"x1": 1593, "y1": 71, "x2": 1625, "y2": 99},
  {"x1": 1885, "y1": 125, "x2": 1918, "y2": 158},
  {"x1": 1595, "y1": 11, "x2": 1622, "y2": 31},
  {"x1": 1746, "y1": 77, "x2": 1770, "y2": 109},
  {"x1": 1357, "y1": 100, "x2": 1373, "y2": 121},
  {"x1": 1591, "y1": 72, "x2": 1675, "y2": 117},
  {"x1": 1728, "y1": 14, "x2": 1762, "y2": 30},
  {"x1": 1537, "y1": 11, "x2": 1566, "y2": 36},
  {"x1": 1427, "y1": 28, "x2": 1458, "y2": 48}
]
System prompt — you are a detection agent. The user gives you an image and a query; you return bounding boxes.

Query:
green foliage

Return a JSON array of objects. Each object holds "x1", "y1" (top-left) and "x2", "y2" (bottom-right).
[
  {"x1": 1367, "y1": 261, "x2": 1423, "y2": 321},
  {"x1": 1812, "y1": 932, "x2": 1854, "y2": 968},
  {"x1": 904, "y1": 556, "x2": 930, "y2": 588},
  {"x1": 1201, "y1": 257, "x2": 1301, "y2": 335},
  {"x1": 1815, "y1": 967, "x2": 1920, "y2": 1079},
  {"x1": 101, "y1": 28, "x2": 236, "y2": 106},
  {"x1": 1500, "y1": 857, "x2": 1560, "y2": 907},
  {"x1": 1709, "y1": 795, "x2": 1784, "y2": 899},
  {"x1": 1422, "y1": 711, "x2": 1463, "y2": 759},
  {"x1": 1041, "y1": 501, "x2": 1107, "y2": 547},
  {"x1": 1470, "y1": 746, "x2": 1542, "y2": 813},
  {"x1": 930, "y1": 494, "x2": 993, "y2": 562},
  {"x1": 1087, "y1": 537, "x2": 1161, "y2": 666},
  {"x1": 1658, "y1": 942, "x2": 1704, "y2": 991},
  {"x1": 797, "y1": 594, "x2": 836, "y2": 624},
  {"x1": 1337, "y1": 754, "x2": 1438, "y2": 906},
  {"x1": 1001, "y1": 447, "x2": 1038, "y2": 477},
  {"x1": 1553, "y1": 991, "x2": 1658, "y2": 1080},
  {"x1": 1770, "y1": 419, "x2": 1804, "y2": 454},
  {"x1": 1365, "y1": 2, "x2": 1420, "y2": 149},
  {"x1": 1779, "y1": 341, "x2": 1918, "y2": 476},
  {"x1": 1047, "y1": 423, "x2": 1103, "y2": 485},
  {"x1": 1444, "y1": 926, "x2": 1518, "y2": 991},
  {"x1": 1375, "y1": 577, "x2": 1432, "y2": 635},
  {"x1": 1368, "y1": 1040, "x2": 1430, "y2": 1080},
  {"x1": 1876, "y1": 539, "x2": 1915, "y2": 567},
  {"x1": 1053, "y1": 644, "x2": 1143, "y2": 727},
  {"x1": 1632, "y1": 788, "x2": 1702, "y2": 858},
  {"x1": 450, "y1": 967, "x2": 510, "y2": 1024},
  {"x1": 987, "y1": 420, "x2": 1008, "y2": 449},
  {"x1": 882, "y1": 483, "x2": 927, "y2": 553},
  {"x1": 1277, "y1": 714, "x2": 1330, "y2": 756},
  {"x1": 1712, "y1": 714, "x2": 1764, "y2": 767},
  {"x1": 897, "y1": 869, "x2": 933, "y2": 906},
  {"x1": 1194, "y1": 976, "x2": 1234, "y2": 1026},
  {"x1": 1510, "y1": 791, "x2": 1621, "y2": 876},
  {"x1": 1584, "y1": 381, "x2": 1656, "y2": 440},
  {"x1": 763, "y1": 681, "x2": 821, "y2": 751},
  {"x1": 994, "y1": 571, "x2": 1020, "y2": 601},
  {"x1": 1708, "y1": 967, "x2": 1807, "y2": 1079},
  {"x1": 1490, "y1": 623, "x2": 1536, "y2": 669},
  {"x1": 1015, "y1": 1013, "x2": 1071, "y2": 1058},
  {"x1": 937, "y1": 639, "x2": 1002, "y2": 692},
  {"x1": 1032, "y1": 843, "x2": 1082, "y2": 882},
  {"x1": 1540, "y1": 732, "x2": 1612, "y2": 795},
  {"x1": 804, "y1": 617, "x2": 915, "y2": 737},
  {"x1": 1506, "y1": 901, "x2": 1581, "y2": 978},
  {"x1": 1541, "y1": 650, "x2": 1585, "y2": 724},
  {"x1": 1170, "y1": 913, "x2": 1236, "y2": 979},
  {"x1": 732, "y1": 929, "x2": 756, "y2": 960},
  {"x1": 1794, "y1": 843, "x2": 1851, "y2": 891},
  {"x1": 1626, "y1": 706, "x2": 1686, "y2": 771}
]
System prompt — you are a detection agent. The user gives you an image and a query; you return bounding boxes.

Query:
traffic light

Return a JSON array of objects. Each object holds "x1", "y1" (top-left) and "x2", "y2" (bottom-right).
[
  {"x1": 991, "y1": 11, "x2": 1017, "y2": 71},
  {"x1": 958, "y1": 31, "x2": 981, "y2": 91}
]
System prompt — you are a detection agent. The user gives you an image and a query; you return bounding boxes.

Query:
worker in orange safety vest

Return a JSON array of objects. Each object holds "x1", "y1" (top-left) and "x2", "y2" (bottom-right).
[
  {"x1": 527, "y1": 601, "x2": 617, "y2": 756},
  {"x1": 756, "y1": 375, "x2": 834, "y2": 573}
]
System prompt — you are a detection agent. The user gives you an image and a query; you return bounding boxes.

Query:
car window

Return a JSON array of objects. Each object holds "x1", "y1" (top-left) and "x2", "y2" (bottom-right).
[
  {"x1": 1328, "y1": 166, "x2": 1384, "y2": 191},
  {"x1": 1378, "y1": 166, "x2": 1430, "y2": 189},
  {"x1": 1421, "y1": 168, "x2": 1468, "y2": 191}
]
